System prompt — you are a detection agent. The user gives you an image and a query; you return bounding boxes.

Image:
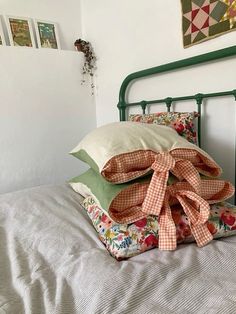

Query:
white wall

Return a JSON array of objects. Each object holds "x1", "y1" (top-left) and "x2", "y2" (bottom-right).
[
  {"x1": 81, "y1": 0, "x2": 236, "y2": 186},
  {"x1": 1, "y1": 0, "x2": 236, "y2": 193},
  {"x1": 0, "y1": 0, "x2": 96, "y2": 193}
]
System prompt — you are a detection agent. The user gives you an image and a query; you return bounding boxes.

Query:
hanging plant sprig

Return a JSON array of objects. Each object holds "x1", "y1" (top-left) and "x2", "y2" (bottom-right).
[{"x1": 74, "y1": 39, "x2": 96, "y2": 95}]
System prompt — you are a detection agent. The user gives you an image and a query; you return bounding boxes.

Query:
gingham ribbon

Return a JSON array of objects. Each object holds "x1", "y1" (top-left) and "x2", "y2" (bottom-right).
[
  {"x1": 158, "y1": 186, "x2": 213, "y2": 250},
  {"x1": 142, "y1": 152, "x2": 201, "y2": 216}
]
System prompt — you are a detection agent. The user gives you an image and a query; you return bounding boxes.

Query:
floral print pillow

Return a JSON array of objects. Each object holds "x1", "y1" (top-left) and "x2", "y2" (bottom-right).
[
  {"x1": 83, "y1": 197, "x2": 236, "y2": 260},
  {"x1": 129, "y1": 112, "x2": 199, "y2": 145}
]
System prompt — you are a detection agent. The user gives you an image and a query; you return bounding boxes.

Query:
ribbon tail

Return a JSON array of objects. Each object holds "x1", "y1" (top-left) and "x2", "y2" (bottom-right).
[
  {"x1": 142, "y1": 170, "x2": 169, "y2": 216},
  {"x1": 158, "y1": 198, "x2": 177, "y2": 251},
  {"x1": 174, "y1": 159, "x2": 201, "y2": 195},
  {"x1": 191, "y1": 224, "x2": 213, "y2": 247},
  {"x1": 176, "y1": 193, "x2": 213, "y2": 247}
]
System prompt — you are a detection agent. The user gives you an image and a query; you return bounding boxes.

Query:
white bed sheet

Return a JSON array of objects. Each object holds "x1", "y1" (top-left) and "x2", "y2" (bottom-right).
[{"x1": 0, "y1": 184, "x2": 236, "y2": 314}]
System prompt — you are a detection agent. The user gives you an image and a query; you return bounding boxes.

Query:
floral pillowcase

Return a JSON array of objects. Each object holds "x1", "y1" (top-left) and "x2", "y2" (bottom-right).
[
  {"x1": 83, "y1": 196, "x2": 236, "y2": 260},
  {"x1": 129, "y1": 112, "x2": 199, "y2": 145}
]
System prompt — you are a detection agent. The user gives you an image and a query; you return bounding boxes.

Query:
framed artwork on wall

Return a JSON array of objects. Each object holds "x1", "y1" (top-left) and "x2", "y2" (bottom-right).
[
  {"x1": 181, "y1": 0, "x2": 236, "y2": 48},
  {"x1": 0, "y1": 18, "x2": 6, "y2": 46},
  {"x1": 34, "y1": 20, "x2": 60, "y2": 49},
  {"x1": 5, "y1": 16, "x2": 36, "y2": 48}
]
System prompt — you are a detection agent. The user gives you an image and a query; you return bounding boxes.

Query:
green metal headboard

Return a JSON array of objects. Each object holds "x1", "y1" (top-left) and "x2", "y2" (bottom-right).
[{"x1": 117, "y1": 45, "x2": 236, "y2": 201}]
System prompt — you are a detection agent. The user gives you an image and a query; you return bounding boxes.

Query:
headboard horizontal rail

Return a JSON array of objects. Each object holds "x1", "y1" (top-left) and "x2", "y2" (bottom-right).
[
  {"x1": 125, "y1": 90, "x2": 236, "y2": 109},
  {"x1": 118, "y1": 44, "x2": 236, "y2": 121}
]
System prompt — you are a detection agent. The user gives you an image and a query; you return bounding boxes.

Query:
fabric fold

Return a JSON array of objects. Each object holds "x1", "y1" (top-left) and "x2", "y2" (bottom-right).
[
  {"x1": 70, "y1": 168, "x2": 234, "y2": 223},
  {"x1": 159, "y1": 188, "x2": 213, "y2": 250}
]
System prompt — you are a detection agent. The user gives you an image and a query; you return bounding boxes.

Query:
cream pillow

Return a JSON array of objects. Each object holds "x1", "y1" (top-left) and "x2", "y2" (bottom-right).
[{"x1": 70, "y1": 122, "x2": 221, "y2": 183}]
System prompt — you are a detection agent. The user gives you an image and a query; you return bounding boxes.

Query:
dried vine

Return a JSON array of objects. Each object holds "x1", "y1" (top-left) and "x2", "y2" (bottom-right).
[{"x1": 74, "y1": 39, "x2": 96, "y2": 94}]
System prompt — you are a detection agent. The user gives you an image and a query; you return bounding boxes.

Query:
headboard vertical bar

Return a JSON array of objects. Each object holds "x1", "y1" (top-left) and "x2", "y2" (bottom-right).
[
  {"x1": 165, "y1": 98, "x2": 172, "y2": 112},
  {"x1": 197, "y1": 105, "x2": 201, "y2": 148},
  {"x1": 195, "y1": 94, "x2": 203, "y2": 148},
  {"x1": 140, "y1": 101, "x2": 147, "y2": 114},
  {"x1": 233, "y1": 90, "x2": 236, "y2": 204},
  {"x1": 118, "y1": 102, "x2": 126, "y2": 121}
]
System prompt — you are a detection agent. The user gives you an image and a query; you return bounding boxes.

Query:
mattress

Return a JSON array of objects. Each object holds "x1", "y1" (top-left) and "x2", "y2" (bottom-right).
[{"x1": 0, "y1": 184, "x2": 236, "y2": 314}]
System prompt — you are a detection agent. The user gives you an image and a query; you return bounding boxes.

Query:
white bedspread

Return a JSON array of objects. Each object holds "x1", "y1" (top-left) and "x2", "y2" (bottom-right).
[{"x1": 0, "y1": 184, "x2": 236, "y2": 314}]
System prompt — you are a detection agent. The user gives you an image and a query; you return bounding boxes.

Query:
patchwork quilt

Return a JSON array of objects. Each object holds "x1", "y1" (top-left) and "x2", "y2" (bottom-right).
[{"x1": 181, "y1": 0, "x2": 236, "y2": 47}]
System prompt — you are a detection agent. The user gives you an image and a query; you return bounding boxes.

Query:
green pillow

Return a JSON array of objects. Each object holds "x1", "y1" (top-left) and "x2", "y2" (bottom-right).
[{"x1": 69, "y1": 168, "x2": 153, "y2": 222}]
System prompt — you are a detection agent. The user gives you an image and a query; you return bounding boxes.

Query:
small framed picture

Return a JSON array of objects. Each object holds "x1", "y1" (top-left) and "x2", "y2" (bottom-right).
[
  {"x1": 0, "y1": 18, "x2": 6, "y2": 46},
  {"x1": 5, "y1": 16, "x2": 36, "y2": 48},
  {"x1": 34, "y1": 20, "x2": 60, "y2": 49}
]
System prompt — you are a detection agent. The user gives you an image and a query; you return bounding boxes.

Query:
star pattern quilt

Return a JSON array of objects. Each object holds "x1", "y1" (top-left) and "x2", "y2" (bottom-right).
[{"x1": 181, "y1": 0, "x2": 236, "y2": 47}]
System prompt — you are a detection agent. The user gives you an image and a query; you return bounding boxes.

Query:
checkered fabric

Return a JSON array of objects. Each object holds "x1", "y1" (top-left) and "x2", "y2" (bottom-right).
[
  {"x1": 108, "y1": 177, "x2": 234, "y2": 250},
  {"x1": 109, "y1": 179, "x2": 234, "y2": 224},
  {"x1": 158, "y1": 186, "x2": 213, "y2": 250},
  {"x1": 102, "y1": 150, "x2": 156, "y2": 183},
  {"x1": 110, "y1": 182, "x2": 149, "y2": 223},
  {"x1": 102, "y1": 148, "x2": 233, "y2": 250},
  {"x1": 142, "y1": 152, "x2": 202, "y2": 216},
  {"x1": 102, "y1": 148, "x2": 221, "y2": 183}
]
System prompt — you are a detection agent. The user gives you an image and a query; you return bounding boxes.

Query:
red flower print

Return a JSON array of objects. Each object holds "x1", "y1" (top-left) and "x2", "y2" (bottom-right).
[
  {"x1": 172, "y1": 122, "x2": 184, "y2": 134},
  {"x1": 185, "y1": 122, "x2": 193, "y2": 130},
  {"x1": 207, "y1": 222, "x2": 217, "y2": 235},
  {"x1": 101, "y1": 213, "x2": 107, "y2": 223},
  {"x1": 182, "y1": 226, "x2": 191, "y2": 237},
  {"x1": 101, "y1": 213, "x2": 112, "y2": 227},
  {"x1": 134, "y1": 116, "x2": 142, "y2": 121},
  {"x1": 134, "y1": 218, "x2": 147, "y2": 228},
  {"x1": 88, "y1": 205, "x2": 95, "y2": 213},
  {"x1": 144, "y1": 234, "x2": 158, "y2": 247},
  {"x1": 94, "y1": 210, "x2": 99, "y2": 219},
  {"x1": 117, "y1": 234, "x2": 123, "y2": 241},
  {"x1": 146, "y1": 117, "x2": 154, "y2": 123},
  {"x1": 221, "y1": 213, "x2": 236, "y2": 226}
]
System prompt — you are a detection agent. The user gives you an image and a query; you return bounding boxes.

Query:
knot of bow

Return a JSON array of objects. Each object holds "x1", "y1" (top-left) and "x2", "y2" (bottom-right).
[{"x1": 142, "y1": 152, "x2": 201, "y2": 215}]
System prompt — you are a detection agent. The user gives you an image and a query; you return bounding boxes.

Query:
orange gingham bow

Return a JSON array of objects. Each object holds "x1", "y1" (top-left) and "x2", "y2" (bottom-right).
[
  {"x1": 141, "y1": 151, "x2": 213, "y2": 250},
  {"x1": 142, "y1": 152, "x2": 201, "y2": 216},
  {"x1": 158, "y1": 186, "x2": 213, "y2": 250}
]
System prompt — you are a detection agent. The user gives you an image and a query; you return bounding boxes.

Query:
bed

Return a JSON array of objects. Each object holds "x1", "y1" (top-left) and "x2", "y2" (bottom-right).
[{"x1": 1, "y1": 46, "x2": 236, "y2": 314}]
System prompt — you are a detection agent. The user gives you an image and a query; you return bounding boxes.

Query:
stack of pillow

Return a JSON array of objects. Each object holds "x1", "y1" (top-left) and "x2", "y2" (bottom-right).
[{"x1": 69, "y1": 112, "x2": 235, "y2": 260}]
